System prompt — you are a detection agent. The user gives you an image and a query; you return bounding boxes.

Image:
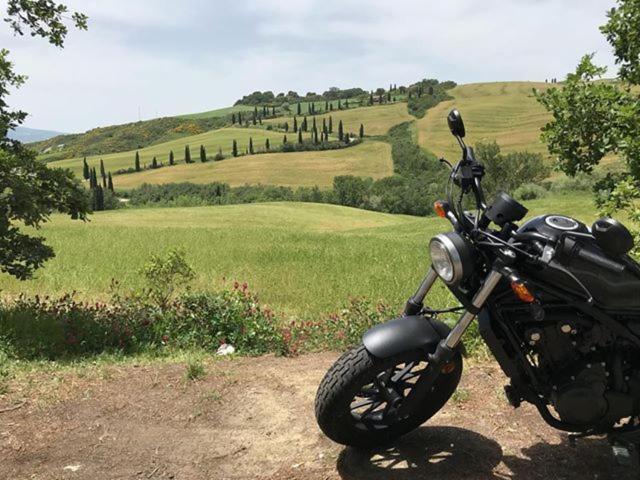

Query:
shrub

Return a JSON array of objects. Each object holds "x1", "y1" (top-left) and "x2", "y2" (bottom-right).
[
  {"x1": 139, "y1": 248, "x2": 195, "y2": 308},
  {"x1": 513, "y1": 183, "x2": 548, "y2": 200},
  {"x1": 550, "y1": 171, "x2": 601, "y2": 193}
]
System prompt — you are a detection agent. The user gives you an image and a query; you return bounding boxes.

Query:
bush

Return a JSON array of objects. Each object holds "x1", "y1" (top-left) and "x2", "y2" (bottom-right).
[
  {"x1": 513, "y1": 183, "x2": 548, "y2": 200},
  {"x1": 550, "y1": 171, "x2": 601, "y2": 193}
]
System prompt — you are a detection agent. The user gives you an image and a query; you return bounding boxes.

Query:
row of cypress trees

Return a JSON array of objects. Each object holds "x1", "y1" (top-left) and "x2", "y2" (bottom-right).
[{"x1": 82, "y1": 157, "x2": 114, "y2": 211}]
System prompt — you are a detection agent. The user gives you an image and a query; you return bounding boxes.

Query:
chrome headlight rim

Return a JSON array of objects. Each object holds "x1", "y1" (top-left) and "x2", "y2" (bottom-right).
[{"x1": 429, "y1": 233, "x2": 468, "y2": 285}]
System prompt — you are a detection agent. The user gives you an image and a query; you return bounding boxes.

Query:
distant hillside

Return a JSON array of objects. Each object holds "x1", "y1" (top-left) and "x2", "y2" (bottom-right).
[
  {"x1": 32, "y1": 116, "x2": 230, "y2": 163},
  {"x1": 9, "y1": 126, "x2": 65, "y2": 143},
  {"x1": 417, "y1": 82, "x2": 553, "y2": 160}
]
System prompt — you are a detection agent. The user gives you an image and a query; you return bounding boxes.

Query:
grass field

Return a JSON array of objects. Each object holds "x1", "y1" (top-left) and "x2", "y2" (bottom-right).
[
  {"x1": 417, "y1": 82, "x2": 553, "y2": 160},
  {"x1": 48, "y1": 127, "x2": 300, "y2": 179},
  {"x1": 178, "y1": 105, "x2": 256, "y2": 120},
  {"x1": 112, "y1": 140, "x2": 392, "y2": 189},
  {"x1": 0, "y1": 193, "x2": 596, "y2": 317},
  {"x1": 265, "y1": 102, "x2": 412, "y2": 136}
]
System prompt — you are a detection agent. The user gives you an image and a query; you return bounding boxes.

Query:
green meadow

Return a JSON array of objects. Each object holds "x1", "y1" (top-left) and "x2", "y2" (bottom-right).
[{"x1": 0, "y1": 193, "x2": 596, "y2": 317}]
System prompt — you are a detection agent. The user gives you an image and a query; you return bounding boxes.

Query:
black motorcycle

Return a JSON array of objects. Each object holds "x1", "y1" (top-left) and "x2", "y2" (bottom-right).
[{"x1": 315, "y1": 109, "x2": 640, "y2": 455}]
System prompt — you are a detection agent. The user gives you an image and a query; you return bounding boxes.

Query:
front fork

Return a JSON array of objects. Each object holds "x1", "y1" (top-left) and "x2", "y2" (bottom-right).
[{"x1": 404, "y1": 267, "x2": 503, "y2": 357}]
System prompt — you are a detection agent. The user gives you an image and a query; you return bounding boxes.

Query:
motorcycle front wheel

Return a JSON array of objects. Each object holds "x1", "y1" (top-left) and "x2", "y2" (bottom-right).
[{"x1": 315, "y1": 344, "x2": 462, "y2": 447}]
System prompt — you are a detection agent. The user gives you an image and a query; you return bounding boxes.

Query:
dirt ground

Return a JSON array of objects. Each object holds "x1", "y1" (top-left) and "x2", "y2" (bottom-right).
[{"x1": 0, "y1": 353, "x2": 636, "y2": 480}]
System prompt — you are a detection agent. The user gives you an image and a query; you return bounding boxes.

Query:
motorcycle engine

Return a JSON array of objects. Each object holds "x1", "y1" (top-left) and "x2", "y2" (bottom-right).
[
  {"x1": 517, "y1": 309, "x2": 619, "y2": 426},
  {"x1": 550, "y1": 361, "x2": 608, "y2": 425}
]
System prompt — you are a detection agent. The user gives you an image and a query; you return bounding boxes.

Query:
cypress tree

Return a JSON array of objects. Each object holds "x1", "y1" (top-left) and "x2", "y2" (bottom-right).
[
  {"x1": 322, "y1": 118, "x2": 326, "y2": 131},
  {"x1": 102, "y1": 171, "x2": 107, "y2": 188},
  {"x1": 325, "y1": 100, "x2": 329, "y2": 110},
  {"x1": 262, "y1": 105, "x2": 267, "y2": 117},
  {"x1": 232, "y1": 113, "x2": 236, "y2": 124},
  {"x1": 297, "y1": 103, "x2": 302, "y2": 115},
  {"x1": 200, "y1": 145, "x2": 207, "y2": 162},
  {"x1": 297, "y1": 129, "x2": 303, "y2": 144},
  {"x1": 329, "y1": 116, "x2": 333, "y2": 133},
  {"x1": 232, "y1": 139, "x2": 238, "y2": 157},
  {"x1": 89, "y1": 167, "x2": 97, "y2": 189},
  {"x1": 369, "y1": 92, "x2": 374, "y2": 105},
  {"x1": 252, "y1": 109, "x2": 257, "y2": 125},
  {"x1": 387, "y1": 91, "x2": 391, "y2": 102},
  {"x1": 151, "y1": 156, "x2": 158, "y2": 169},
  {"x1": 185, "y1": 145, "x2": 191, "y2": 163},
  {"x1": 272, "y1": 106, "x2": 276, "y2": 116},
  {"x1": 359, "y1": 124, "x2": 364, "y2": 138},
  {"x1": 302, "y1": 116, "x2": 308, "y2": 132},
  {"x1": 107, "y1": 172, "x2": 114, "y2": 192},
  {"x1": 312, "y1": 117, "x2": 317, "y2": 131},
  {"x1": 293, "y1": 116, "x2": 298, "y2": 132},
  {"x1": 283, "y1": 135, "x2": 287, "y2": 144},
  {"x1": 338, "y1": 120, "x2": 344, "y2": 141},
  {"x1": 284, "y1": 122, "x2": 289, "y2": 132},
  {"x1": 82, "y1": 157, "x2": 90, "y2": 180},
  {"x1": 238, "y1": 112, "x2": 242, "y2": 124},
  {"x1": 338, "y1": 100, "x2": 342, "y2": 110},
  {"x1": 249, "y1": 137, "x2": 254, "y2": 154},
  {"x1": 169, "y1": 150, "x2": 175, "y2": 165},
  {"x1": 135, "y1": 151, "x2": 141, "y2": 172},
  {"x1": 100, "y1": 158, "x2": 106, "y2": 179},
  {"x1": 265, "y1": 138, "x2": 270, "y2": 151},
  {"x1": 324, "y1": 131, "x2": 329, "y2": 142},
  {"x1": 96, "y1": 185, "x2": 104, "y2": 211},
  {"x1": 345, "y1": 98, "x2": 349, "y2": 108},
  {"x1": 313, "y1": 127, "x2": 319, "y2": 145},
  {"x1": 330, "y1": 103, "x2": 333, "y2": 111},
  {"x1": 217, "y1": 147, "x2": 223, "y2": 160}
]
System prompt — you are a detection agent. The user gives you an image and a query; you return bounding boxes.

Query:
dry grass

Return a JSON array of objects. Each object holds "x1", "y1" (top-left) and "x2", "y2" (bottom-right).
[
  {"x1": 113, "y1": 140, "x2": 392, "y2": 189},
  {"x1": 417, "y1": 82, "x2": 553, "y2": 161},
  {"x1": 265, "y1": 103, "x2": 413, "y2": 136}
]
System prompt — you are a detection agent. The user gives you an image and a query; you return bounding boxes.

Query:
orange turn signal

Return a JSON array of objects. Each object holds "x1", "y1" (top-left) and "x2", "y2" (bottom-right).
[
  {"x1": 434, "y1": 201, "x2": 447, "y2": 219},
  {"x1": 511, "y1": 281, "x2": 535, "y2": 303}
]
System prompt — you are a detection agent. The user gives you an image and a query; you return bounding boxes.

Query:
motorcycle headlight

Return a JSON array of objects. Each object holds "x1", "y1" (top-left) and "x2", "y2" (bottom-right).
[{"x1": 429, "y1": 233, "x2": 473, "y2": 285}]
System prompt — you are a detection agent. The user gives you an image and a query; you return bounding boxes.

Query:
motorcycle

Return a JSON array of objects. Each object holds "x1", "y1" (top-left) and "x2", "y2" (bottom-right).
[{"x1": 314, "y1": 108, "x2": 640, "y2": 457}]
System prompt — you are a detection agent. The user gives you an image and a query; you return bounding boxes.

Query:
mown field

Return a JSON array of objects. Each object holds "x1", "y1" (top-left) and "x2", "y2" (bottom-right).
[
  {"x1": 0, "y1": 193, "x2": 596, "y2": 317},
  {"x1": 48, "y1": 127, "x2": 292, "y2": 179},
  {"x1": 417, "y1": 82, "x2": 553, "y2": 161},
  {"x1": 112, "y1": 140, "x2": 392, "y2": 189},
  {"x1": 264, "y1": 102, "x2": 413, "y2": 136}
]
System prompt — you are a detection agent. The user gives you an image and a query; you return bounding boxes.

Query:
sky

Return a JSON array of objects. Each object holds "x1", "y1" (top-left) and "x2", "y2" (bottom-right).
[{"x1": 0, "y1": 0, "x2": 619, "y2": 133}]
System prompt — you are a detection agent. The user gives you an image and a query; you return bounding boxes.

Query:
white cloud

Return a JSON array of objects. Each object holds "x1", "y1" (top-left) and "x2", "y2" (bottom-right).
[{"x1": 1, "y1": 0, "x2": 618, "y2": 132}]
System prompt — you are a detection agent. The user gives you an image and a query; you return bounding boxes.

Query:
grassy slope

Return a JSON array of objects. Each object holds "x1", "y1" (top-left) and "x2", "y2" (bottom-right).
[
  {"x1": 49, "y1": 127, "x2": 294, "y2": 178},
  {"x1": 264, "y1": 102, "x2": 412, "y2": 136},
  {"x1": 417, "y1": 82, "x2": 553, "y2": 160},
  {"x1": 178, "y1": 105, "x2": 255, "y2": 120},
  {"x1": 0, "y1": 193, "x2": 595, "y2": 316},
  {"x1": 113, "y1": 141, "x2": 392, "y2": 189}
]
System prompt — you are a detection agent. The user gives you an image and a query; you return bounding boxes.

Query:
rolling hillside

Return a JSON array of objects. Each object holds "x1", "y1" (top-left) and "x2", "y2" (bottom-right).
[
  {"x1": 112, "y1": 140, "x2": 392, "y2": 189},
  {"x1": 49, "y1": 127, "x2": 295, "y2": 178},
  {"x1": 417, "y1": 82, "x2": 553, "y2": 160},
  {"x1": 264, "y1": 102, "x2": 412, "y2": 136}
]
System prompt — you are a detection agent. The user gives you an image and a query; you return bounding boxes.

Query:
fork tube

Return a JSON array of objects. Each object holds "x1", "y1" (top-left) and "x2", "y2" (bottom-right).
[
  {"x1": 403, "y1": 267, "x2": 438, "y2": 316},
  {"x1": 443, "y1": 270, "x2": 503, "y2": 349}
]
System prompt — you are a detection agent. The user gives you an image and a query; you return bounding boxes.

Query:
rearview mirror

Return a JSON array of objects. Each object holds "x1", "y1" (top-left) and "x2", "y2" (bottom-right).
[{"x1": 447, "y1": 109, "x2": 465, "y2": 138}]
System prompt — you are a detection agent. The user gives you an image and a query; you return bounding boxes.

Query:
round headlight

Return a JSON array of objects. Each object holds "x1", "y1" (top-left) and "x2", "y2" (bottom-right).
[{"x1": 429, "y1": 233, "x2": 472, "y2": 285}]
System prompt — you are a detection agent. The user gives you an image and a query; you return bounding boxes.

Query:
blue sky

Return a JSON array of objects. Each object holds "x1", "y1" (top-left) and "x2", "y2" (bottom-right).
[{"x1": 1, "y1": 0, "x2": 618, "y2": 133}]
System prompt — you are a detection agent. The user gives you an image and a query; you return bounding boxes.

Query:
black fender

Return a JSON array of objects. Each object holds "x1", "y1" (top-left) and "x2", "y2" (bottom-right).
[{"x1": 362, "y1": 315, "x2": 453, "y2": 359}]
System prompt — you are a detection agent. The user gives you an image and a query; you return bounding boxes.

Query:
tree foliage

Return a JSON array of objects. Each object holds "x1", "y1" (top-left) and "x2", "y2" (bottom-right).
[
  {"x1": 535, "y1": 0, "x2": 640, "y2": 255},
  {"x1": 0, "y1": 1, "x2": 89, "y2": 279}
]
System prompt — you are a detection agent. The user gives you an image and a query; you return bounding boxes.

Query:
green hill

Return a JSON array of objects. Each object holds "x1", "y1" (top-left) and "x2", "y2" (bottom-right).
[
  {"x1": 49, "y1": 127, "x2": 294, "y2": 178},
  {"x1": 34, "y1": 116, "x2": 229, "y2": 163}
]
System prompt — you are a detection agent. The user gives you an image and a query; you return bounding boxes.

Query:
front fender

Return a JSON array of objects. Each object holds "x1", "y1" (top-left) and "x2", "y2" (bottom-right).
[{"x1": 362, "y1": 315, "x2": 453, "y2": 359}]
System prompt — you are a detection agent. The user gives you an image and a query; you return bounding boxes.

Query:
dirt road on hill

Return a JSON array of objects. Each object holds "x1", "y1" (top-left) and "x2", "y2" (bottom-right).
[{"x1": 0, "y1": 353, "x2": 634, "y2": 479}]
